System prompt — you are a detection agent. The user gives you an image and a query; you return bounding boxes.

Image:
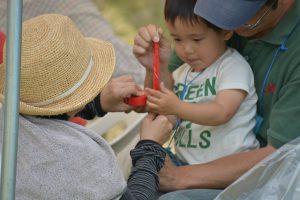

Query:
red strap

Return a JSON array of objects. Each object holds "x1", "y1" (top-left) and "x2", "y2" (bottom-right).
[
  {"x1": 153, "y1": 42, "x2": 160, "y2": 90},
  {"x1": 124, "y1": 95, "x2": 147, "y2": 107},
  {"x1": 69, "y1": 116, "x2": 87, "y2": 126},
  {"x1": 0, "y1": 31, "x2": 6, "y2": 64}
]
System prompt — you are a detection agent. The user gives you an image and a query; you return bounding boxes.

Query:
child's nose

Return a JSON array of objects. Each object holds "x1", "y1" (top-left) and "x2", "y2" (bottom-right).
[{"x1": 183, "y1": 44, "x2": 194, "y2": 54}]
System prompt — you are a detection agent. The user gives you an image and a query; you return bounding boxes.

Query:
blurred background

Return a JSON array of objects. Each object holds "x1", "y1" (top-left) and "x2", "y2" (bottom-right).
[{"x1": 93, "y1": 0, "x2": 167, "y2": 44}]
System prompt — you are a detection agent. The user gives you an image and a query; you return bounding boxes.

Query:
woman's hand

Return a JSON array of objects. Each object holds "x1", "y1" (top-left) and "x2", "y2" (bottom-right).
[
  {"x1": 140, "y1": 113, "x2": 172, "y2": 145},
  {"x1": 100, "y1": 75, "x2": 145, "y2": 112}
]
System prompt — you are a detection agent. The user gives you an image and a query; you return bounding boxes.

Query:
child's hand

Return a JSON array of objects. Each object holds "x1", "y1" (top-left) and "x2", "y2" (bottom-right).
[
  {"x1": 133, "y1": 24, "x2": 171, "y2": 71},
  {"x1": 145, "y1": 82, "x2": 181, "y2": 115}
]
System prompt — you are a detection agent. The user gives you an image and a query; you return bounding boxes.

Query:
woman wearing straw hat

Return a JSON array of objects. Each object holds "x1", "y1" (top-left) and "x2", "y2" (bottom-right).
[{"x1": 0, "y1": 14, "x2": 172, "y2": 200}]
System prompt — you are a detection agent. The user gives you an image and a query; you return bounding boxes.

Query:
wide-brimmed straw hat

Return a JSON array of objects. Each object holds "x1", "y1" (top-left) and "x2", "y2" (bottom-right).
[{"x1": 0, "y1": 14, "x2": 115, "y2": 116}]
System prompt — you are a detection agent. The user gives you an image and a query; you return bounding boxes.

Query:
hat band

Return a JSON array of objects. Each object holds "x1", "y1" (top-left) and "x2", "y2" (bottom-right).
[{"x1": 28, "y1": 54, "x2": 94, "y2": 107}]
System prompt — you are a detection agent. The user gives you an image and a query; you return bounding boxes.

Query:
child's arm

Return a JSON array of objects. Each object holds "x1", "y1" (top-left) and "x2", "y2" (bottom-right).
[{"x1": 146, "y1": 83, "x2": 247, "y2": 126}]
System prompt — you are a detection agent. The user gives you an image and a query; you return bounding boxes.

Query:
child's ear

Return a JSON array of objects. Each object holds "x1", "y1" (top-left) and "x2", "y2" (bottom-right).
[{"x1": 223, "y1": 31, "x2": 234, "y2": 41}]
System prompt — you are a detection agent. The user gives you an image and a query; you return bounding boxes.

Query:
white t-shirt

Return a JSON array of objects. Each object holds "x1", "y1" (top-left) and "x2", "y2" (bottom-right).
[{"x1": 173, "y1": 48, "x2": 259, "y2": 164}]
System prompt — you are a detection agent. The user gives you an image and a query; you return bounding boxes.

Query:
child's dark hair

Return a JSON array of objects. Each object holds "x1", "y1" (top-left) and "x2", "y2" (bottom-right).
[{"x1": 164, "y1": 0, "x2": 222, "y2": 32}]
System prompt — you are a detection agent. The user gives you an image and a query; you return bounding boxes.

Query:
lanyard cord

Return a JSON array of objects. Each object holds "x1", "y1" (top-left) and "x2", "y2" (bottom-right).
[
  {"x1": 180, "y1": 67, "x2": 204, "y2": 100},
  {"x1": 168, "y1": 67, "x2": 204, "y2": 149},
  {"x1": 175, "y1": 67, "x2": 204, "y2": 128},
  {"x1": 258, "y1": 16, "x2": 300, "y2": 114}
]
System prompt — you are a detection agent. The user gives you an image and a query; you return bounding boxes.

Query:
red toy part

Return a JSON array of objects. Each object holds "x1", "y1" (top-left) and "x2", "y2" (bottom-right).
[
  {"x1": 69, "y1": 116, "x2": 87, "y2": 126},
  {"x1": 124, "y1": 95, "x2": 147, "y2": 107},
  {"x1": 0, "y1": 31, "x2": 6, "y2": 64},
  {"x1": 153, "y1": 42, "x2": 160, "y2": 90},
  {"x1": 124, "y1": 43, "x2": 158, "y2": 107}
]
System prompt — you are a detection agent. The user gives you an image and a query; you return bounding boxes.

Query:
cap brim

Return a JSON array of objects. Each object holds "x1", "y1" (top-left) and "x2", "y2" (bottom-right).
[
  {"x1": 194, "y1": 0, "x2": 268, "y2": 30},
  {"x1": 0, "y1": 38, "x2": 115, "y2": 116}
]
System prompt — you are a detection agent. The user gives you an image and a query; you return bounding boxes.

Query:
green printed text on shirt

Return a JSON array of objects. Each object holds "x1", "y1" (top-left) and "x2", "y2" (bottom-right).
[{"x1": 174, "y1": 77, "x2": 216, "y2": 100}]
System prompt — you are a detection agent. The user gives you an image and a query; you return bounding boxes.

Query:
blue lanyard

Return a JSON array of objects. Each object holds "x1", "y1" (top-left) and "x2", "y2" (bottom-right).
[
  {"x1": 175, "y1": 67, "x2": 204, "y2": 128},
  {"x1": 180, "y1": 67, "x2": 204, "y2": 100},
  {"x1": 258, "y1": 16, "x2": 300, "y2": 114}
]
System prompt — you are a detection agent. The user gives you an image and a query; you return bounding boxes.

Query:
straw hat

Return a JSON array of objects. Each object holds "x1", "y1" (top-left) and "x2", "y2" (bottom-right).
[{"x1": 0, "y1": 14, "x2": 115, "y2": 116}]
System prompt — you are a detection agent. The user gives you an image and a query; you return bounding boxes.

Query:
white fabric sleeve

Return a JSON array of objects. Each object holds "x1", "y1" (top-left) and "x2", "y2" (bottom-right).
[{"x1": 216, "y1": 52, "x2": 254, "y2": 94}]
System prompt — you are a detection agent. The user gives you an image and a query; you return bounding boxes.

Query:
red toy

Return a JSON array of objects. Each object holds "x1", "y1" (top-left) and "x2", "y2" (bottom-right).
[
  {"x1": 125, "y1": 42, "x2": 160, "y2": 107},
  {"x1": 69, "y1": 116, "x2": 87, "y2": 126},
  {"x1": 124, "y1": 95, "x2": 147, "y2": 107}
]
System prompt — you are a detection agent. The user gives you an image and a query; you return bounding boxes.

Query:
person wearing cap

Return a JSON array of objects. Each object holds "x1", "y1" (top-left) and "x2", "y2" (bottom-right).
[
  {"x1": 0, "y1": 14, "x2": 173, "y2": 200},
  {"x1": 133, "y1": 0, "x2": 300, "y2": 199},
  {"x1": 141, "y1": 0, "x2": 259, "y2": 176}
]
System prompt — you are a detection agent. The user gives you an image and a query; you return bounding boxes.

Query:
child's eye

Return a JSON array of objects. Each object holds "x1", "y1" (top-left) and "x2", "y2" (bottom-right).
[
  {"x1": 173, "y1": 38, "x2": 181, "y2": 42},
  {"x1": 193, "y1": 38, "x2": 203, "y2": 42}
]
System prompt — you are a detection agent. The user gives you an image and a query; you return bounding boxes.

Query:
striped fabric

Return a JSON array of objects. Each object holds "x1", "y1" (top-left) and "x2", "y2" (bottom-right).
[
  {"x1": 0, "y1": 0, "x2": 145, "y2": 84},
  {"x1": 122, "y1": 140, "x2": 166, "y2": 200}
]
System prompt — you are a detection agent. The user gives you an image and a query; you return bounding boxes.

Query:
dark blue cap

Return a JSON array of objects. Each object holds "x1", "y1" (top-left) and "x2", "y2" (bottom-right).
[{"x1": 194, "y1": 0, "x2": 268, "y2": 30}]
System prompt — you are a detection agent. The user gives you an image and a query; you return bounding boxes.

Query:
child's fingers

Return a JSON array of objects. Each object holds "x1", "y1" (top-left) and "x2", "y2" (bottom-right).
[
  {"x1": 146, "y1": 94, "x2": 160, "y2": 105},
  {"x1": 133, "y1": 44, "x2": 146, "y2": 55},
  {"x1": 138, "y1": 26, "x2": 152, "y2": 43},
  {"x1": 145, "y1": 88, "x2": 162, "y2": 97},
  {"x1": 134, "y1": 34, "x2": 151, "y2": 49},
  {"x1": 146, "y1": 24, "x2": 160, "y2": 42},
  {"x1": 160, "y1": 82, "x2": 172, "y2": 94},
  {"x1": 147, "y1": 101, "x2": 159, "y2": 112}
]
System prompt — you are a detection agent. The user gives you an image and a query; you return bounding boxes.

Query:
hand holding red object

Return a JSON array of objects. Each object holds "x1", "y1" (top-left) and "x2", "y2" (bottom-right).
[
  {"x1": 124, "y1": 95, "x2": 147, "y2": 107},
  {"x1": 125, "y1": 42, "x2": 160, "y2": 107}
]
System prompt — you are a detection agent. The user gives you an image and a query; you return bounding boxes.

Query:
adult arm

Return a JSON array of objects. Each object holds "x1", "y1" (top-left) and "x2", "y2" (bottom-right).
[
  {"x1": 121, "y1": 140, "x2": 166, "y2": 200},
  {"x1": 121, "y1": 113, "x2": 173, "y2": 200},
  {"x1": 159, "y1": 145, "x2": 276, "y2": 191},
  {"x1": 77, "y1": 75, "x2": 145, "y2": 120}
]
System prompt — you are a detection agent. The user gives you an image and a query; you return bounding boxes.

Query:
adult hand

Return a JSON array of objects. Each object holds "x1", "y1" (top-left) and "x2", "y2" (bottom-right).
[
  {"x1": 133, "y1": 24, "x2": 172, "y2": 71},
  {"x1": 100, "y1": 75, "x2": 145, "y2": 112},
  {"x1": 159, "y1": 155, "x2": 183, "y2": 191},
  {"x1": 139, "y1": 113, "x2": 172, "y2": 145},
  {"x1": 145, "y1": 82, "x2": 181, "y2": 115},
  {"x1": 158, "y1": 145, "x2": 277, "y2": 191}
]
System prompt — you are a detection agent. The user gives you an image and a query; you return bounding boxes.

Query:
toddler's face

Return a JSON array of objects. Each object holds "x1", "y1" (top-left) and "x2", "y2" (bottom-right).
[{"x1": 166, "y1": 18, "x2": 229, "y2": 72}]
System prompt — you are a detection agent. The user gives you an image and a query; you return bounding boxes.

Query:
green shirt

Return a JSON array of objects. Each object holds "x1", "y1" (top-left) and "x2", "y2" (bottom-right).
[{"x1": 168, "y1": 3, "x2": 300, "y2": 148}]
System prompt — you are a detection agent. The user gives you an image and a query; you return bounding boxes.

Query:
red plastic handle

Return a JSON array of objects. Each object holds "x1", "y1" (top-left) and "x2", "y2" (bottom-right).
[
  {"x1": 124, "y1": 95, "x2": 147, "y2": 107},
  {"x1": 153, "y1": 42, "x2": 160, "y2": 90}
]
